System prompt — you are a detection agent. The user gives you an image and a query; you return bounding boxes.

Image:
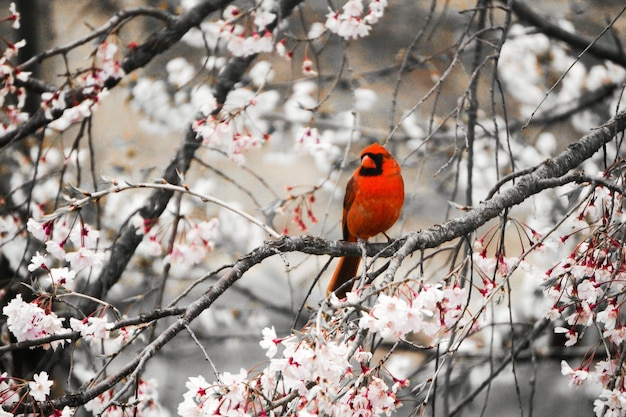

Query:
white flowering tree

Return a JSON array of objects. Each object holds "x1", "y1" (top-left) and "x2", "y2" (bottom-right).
[{"x1": 1, "y1": 0, "x2": 626, "y2": 416}]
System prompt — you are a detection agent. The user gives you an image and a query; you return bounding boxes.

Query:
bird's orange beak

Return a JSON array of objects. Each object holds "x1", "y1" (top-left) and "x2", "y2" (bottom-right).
[{"x1": 361, "y1": 155, "x2": 376, "y2": 170}]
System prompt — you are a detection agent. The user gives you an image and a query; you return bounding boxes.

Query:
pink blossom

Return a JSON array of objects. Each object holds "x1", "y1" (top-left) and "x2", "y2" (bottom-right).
[
  {"x1": 295, "y1": 126, "x2": 322, "y2": 154},
  {"x1": 324, "y1": 11, "x2": 341, "y2": 33},
  {"x1": 3, "y1": 294, "x2": 67, "y2": 350},
  {"x1": 65, "y1": 247, "x2": 105, "y2": 270},
  {"x1": 342, "y1": 0, "x2": 364, "y2": 17},
  {"x1": 324, "y1": 2, "x2": 374, "y2": 40},
  {"x1": 228, "y1": 133, "x2": 266, "y2": 165},
  {"x1": 597, "y1": 304, "x2": 619, "y2": 330},
  {"x1": 473, "y1": 252, "x2": 496, "y2": 277},
  {"x1": 57, "y1": 406, "x2": 74, "y2": 417},
  {"x1": 593, "y1": 359, "x2": 617, "y2": 387},
  {"x1": 194, "y1": 117, "x2": 233, "y2": 147},
  {"x1": 5, "y1": 104, "x2": 27, "y2": 126},
  {"x1": 3, "y1": 39, "x2": 24, "y2": 59},
  {"x1": 84, "y1": 390, "x2": 112, "y2": 416},
  {"x1": 45, "y1": 240, "x2": 66, "y2": 260},
  {"x1": 48, "y1": 98, "x2": 97, "y2": 131},
  {"x1": 544, "y1": 307, "x2": 561, "y2": 321},
  {"x1": 337, "y1": 16, "x2": 370, "y2": 39},
  {"x1": 226, "y1": 30, "x2": 273, "y2": 57},
  {"x1": 554, "y1": 326, "x2": 578, "y2": 347},
  {"x1": 29, "y1": 371, "x2": 53, "y2": 402},
  {"x1": 40, "y1": 90, "x2": 66, "y2": 120},
  {"x1": 576, "y1": 279, "x2": 599, "y2": 303},
  {"x1": 8, "y1": 3, "x2": 20, "y2": 29},
  {"x1": 222, "y1": 5, "x2": 241, "y2": 20},
  {"x1": 276, "y1": 38, "x2": 289, "y2": 57},
  {"x1": 27, "y1": 218, "x2": 50, "y2": 241},
  {"x1": 604, "y1": 326, "x2": 626, "y2": 345},
  {"x1": 565, "y1": 301, "x2": 592, "y2": 326},
  {"x1": 27, "y1": 251, "x2": 47, "y2": 272},
  {"x1": 96, "y1": 42, "x2": 124, "y2": 80},
  {"x1": 49, "y1": 267, "x2": 77, "y2": 287},
  {"x1": 560, "y1": 360, "x2": 588, "y2": 387},
  {"x1": 366, "y1": 0, "x2": 387, "y2": 22},
  {"x1": 359, "y1": 293, "x2": 435, "y2": 340},
  {"x1": 259, "y1": 326, "x2": 281, "y2": 358},
  {"x1": 366, "y1": 376, "x2": 398, "y2": 414},
  {"x1": 70, "y1": 316, "x2": 111, "y2": 344},
  {"x1": 109, "y1": 326, "x2": 135, "y2": 351},
  {"x1": 69, "y1": 223, "x2": 101, "y2": 249},
  {"x1": 593, "y1": 389, "x2": 626, "y2": 417},
  {"x1": 302, "y1": 57, "x2": 318, "y2": 76},
  {"x1": 142, "y1": 233, "x2": 163, "y2": 257},
  {"x1": 254, "y1": 10, "x2": 276, "y2": 29},
  {"x1": 167, "y1": 242, "x2": 207, "y2": 266},
  {"x1": 178, "y1": 375, "x2": 218, "y2": 416}
]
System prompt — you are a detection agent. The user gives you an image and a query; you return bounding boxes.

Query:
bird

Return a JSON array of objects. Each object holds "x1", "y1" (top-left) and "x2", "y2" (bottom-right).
[{"x1": 326, "y1": 142, "x2": 404, "y2": 298}]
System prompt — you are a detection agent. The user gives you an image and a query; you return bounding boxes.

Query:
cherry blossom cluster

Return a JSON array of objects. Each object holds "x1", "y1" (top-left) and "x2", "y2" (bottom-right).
[
  {"x1": 358, "y1": 283, "x2": 468, "y2": 341},
  {"x1": 325, "y1": 0, "x2": 388, "y2": 40},
  {"x1": 133, "y1": 213, "x2": 220, "y2": 267},
  {"x1": 177, "y1": 279, "x2": 468, "y2": 417},
  {"x1": 0, "y1": 3, "x2": 29, "y2": 136},
  {"x1": 282, "y1": 82, "x2": 343, "y2": 171},
  {"x1": 192, "y1": 88, "x2": 278, "y2": 164},
  {"x1": 129, "y1": 64, "x2": 218, "y2": 135},
  {"x1": 294, "y1": 126, "x2": 322, "y2": 155},
  {"x1": 179, "y1": 1, "x2": 276, "y2": 59},
  {"x1": 2, "y1": 290, "x2": 148, "y2": 415},
  {"x1": 2, "y1": 288, "x2": 132, "y2": 351},
  {"x1": 178, "y1": 323, "x2": 405, "y2": 417},
  {"x1": 472, "y1": 225, "x2": 533, "y2": 299},
  {"x1": 217, "y1": 2, "x2": 276, "y2": 58},
  {"x1": 291, "y1": 122, "x2": 342, "y2": 171},
  {"x1": 27, "y1": 217, "x2": 105, "y2": 278},
  {"x1": 41, "y1": 39, "x2": 124, "y2": 131},
  {"x1": 544, "y1": 183, "x2": 625, "y2": 345},
  {"x1": 2, "y1": 294, "x2": 68, "y2": 350},
  {"x1": 276, "y1": 185, "x2": 319, "y2": 234},
  {"x1": 540, "y1": 167, "x2": 626, "y2": 416},
  {"x1": 1, "y1": 214, "x2": 111, "y2": 351}
]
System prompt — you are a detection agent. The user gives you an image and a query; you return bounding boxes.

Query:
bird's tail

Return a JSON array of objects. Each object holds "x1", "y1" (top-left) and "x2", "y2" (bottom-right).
[{"x1": 327, "y1": 256, "x2": 361, "y2": 298}]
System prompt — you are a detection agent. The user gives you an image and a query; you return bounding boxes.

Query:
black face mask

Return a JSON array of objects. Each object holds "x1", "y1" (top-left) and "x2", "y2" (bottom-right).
[{"x1": 358, "y1": 152, "x2": 384, "y2": 176}]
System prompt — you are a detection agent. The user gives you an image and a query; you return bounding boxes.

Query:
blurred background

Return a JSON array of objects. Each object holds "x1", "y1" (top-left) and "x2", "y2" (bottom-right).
[{"x1": 3, "y1": 0, "x2": 626, "y2": 415}]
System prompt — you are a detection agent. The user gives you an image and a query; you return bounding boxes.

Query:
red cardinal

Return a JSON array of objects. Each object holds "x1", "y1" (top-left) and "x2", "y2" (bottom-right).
[{"x1": 326, "y1": 143, "x2": 404, "y2": 298}]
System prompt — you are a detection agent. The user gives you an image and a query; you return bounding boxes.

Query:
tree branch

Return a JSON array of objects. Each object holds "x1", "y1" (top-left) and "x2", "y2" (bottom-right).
[
  {"x1": 17, "y1": 7, "x2": 176, "y2": 72},
  {"x1": 509, "y1": 0, "x2": 626, "y2": 67}
]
